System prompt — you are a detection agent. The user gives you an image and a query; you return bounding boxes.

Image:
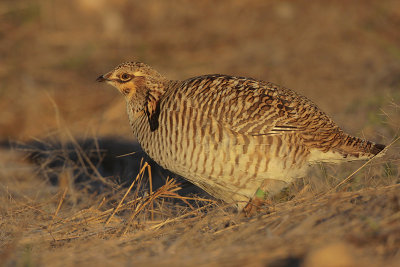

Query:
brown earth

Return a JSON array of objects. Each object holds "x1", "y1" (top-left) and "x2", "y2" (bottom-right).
[{"x1": 1, "y1": 0, "x2": 400, "y2": 266}]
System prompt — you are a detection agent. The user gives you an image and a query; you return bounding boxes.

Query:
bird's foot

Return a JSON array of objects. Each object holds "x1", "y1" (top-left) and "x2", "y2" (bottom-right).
[{"x1": 242, "y1": 188, "x2": 272, "y2": 217}]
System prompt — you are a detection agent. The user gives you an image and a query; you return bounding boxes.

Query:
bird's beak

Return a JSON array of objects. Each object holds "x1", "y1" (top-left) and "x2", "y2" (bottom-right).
[{"x1": 96, "y1": 72, "x2": 112, "y2": 82}]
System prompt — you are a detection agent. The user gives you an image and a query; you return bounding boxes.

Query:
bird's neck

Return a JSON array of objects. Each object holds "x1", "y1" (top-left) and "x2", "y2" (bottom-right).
[
  {"x1": 126, "y1": 100, "x2": 146, "y2": 138},
  {"x1": 125, "y1": 78, "x2": 172, "y2": 137}
]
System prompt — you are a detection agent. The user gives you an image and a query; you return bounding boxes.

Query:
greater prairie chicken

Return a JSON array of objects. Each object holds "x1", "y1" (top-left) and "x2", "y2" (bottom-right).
[{"x1": 97, "y1": 62, "x2": 385, "y2": 212}]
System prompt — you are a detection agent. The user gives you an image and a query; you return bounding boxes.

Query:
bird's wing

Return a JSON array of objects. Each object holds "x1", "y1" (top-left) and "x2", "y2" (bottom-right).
[{"x1": 177, "y1": 74, "x2": 340, "y2": 137}]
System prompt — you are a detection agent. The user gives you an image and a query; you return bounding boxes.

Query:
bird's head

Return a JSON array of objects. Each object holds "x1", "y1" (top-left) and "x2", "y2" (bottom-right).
[
  {"x1": 97, "y1": 62, "x2": 168, "y2": 130},
  {"x1": 96, "y1": 62, "x2": 167, "y2": 100}
]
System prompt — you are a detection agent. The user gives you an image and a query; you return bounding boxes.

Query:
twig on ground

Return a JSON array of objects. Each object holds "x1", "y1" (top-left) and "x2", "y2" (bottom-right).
[{"x1": 331, "y1": 135, "x2": 400, "y2": 192}]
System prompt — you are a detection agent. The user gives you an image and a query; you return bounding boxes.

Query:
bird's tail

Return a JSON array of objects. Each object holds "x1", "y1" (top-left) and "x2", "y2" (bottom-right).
[{"x1": 333, "y1": 133, "x2": 386, "y2": 160}]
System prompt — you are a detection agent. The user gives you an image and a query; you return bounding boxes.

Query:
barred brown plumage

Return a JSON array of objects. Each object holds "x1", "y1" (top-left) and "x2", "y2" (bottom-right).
[{"x1": 97, "y1": 62, "x2": 385, "y2": 213}]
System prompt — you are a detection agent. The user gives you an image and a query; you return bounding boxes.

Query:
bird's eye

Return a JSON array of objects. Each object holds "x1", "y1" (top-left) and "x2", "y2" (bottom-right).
[{"x1": 120, "y1": 73, "x2": 132, "y2": 82}]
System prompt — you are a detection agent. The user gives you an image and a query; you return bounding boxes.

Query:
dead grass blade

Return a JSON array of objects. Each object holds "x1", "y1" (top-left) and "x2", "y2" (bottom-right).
[
  {"x1": 148, "y1": 163, "x2": 154, "y2": 220},
  {"x1": 115, "y1": 151, "x2": 137, "y2": 158},
  {"x1": 49, "y1": 187, "x2": 68, "y2": 229}
]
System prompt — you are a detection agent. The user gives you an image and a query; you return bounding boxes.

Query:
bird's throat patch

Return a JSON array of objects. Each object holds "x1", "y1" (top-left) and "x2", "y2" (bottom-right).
[{"x1": 145, "y1": 101, "x2": 160, "y2": 132}]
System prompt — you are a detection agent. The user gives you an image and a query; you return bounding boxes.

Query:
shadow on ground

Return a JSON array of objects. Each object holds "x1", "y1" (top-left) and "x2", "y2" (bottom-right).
[{"x1": 4, "y1": 138, "x2": 212, "y2": 202}]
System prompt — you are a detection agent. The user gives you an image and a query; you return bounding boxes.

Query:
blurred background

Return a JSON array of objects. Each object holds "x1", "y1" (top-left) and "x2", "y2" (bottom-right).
[
  {"x1": 1, "y1": 0, "x2": 399, "y2": 144},
  {"x1": 1, "y1": 2, "x2": 400, "y2": 265}
]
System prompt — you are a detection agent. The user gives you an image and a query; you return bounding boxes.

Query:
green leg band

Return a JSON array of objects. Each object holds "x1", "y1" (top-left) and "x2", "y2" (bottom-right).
[{"x1": 255, "y1": 188, "x2": 268, "y2": 200}]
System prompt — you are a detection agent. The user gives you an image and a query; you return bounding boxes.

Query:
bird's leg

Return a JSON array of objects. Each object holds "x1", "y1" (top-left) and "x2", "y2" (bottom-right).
[
  {"x1": 242, "y1": 188, "x2": 269, "y2": 216},
  {"x1": 242, "y1": 179, "x2": 287, "y2": 216}
]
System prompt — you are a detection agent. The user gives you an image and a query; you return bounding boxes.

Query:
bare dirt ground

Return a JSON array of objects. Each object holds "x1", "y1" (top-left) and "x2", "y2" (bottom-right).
[{"x1": 1, "y1": 0, "x2": 400, "y2": 266}]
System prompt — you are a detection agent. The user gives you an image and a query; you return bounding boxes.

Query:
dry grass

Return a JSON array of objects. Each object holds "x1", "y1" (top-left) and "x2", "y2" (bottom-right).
[
  {"x1": 1, "y1": 0, "x2": 400, "y2": 266},
  {"x1": 1, "y1": 141, "x2": 399, "y2": 266}
]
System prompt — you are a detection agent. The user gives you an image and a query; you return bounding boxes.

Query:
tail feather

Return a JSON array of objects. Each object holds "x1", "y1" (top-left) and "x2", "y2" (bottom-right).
[
  {"x1": 370, "y1": 143, "x2": 386, "y2": 156},
  {"x1": 334, "y1": 134, "x2": 386, "y2": 159}
]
